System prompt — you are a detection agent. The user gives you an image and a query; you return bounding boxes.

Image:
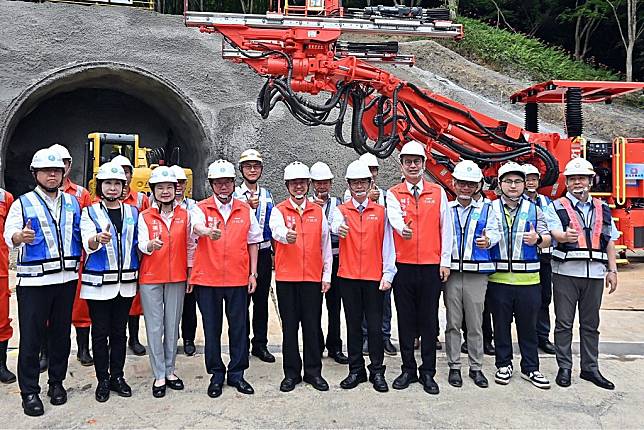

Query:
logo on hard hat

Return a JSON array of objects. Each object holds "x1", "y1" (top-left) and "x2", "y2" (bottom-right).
[
  {"x1": 467, "y1": 167, "x2": 472, "y2": 171},
  {"x1": 220, "y1": 167, "x2": 226, "y2": 173},
  {"x1": 162, "y1": 171, "x2": 168, "y2": 176},
  {"x1": 48, "y1": 155, "x2": 55, "y2": 161},
  {"x1": 111, "y1": 167, "x2": 118, "y2": 173}
]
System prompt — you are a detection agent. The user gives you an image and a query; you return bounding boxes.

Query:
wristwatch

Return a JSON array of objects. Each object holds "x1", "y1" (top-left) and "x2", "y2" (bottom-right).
[
  {"x1": 250, "y1": 273, "x2": 258, "y2": 279},
  {"x1": 607, "y1": 269, "x2": 618, "y2": 274},
  {"x1": 536, "y1": 233, "x2": 543, "y2": 246}
]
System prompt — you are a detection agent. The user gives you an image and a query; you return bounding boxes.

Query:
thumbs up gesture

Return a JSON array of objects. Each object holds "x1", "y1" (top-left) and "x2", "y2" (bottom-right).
[
  {"x1": 207, "y1": 220, "x2": 222, "y2": 241},
  {"x1": 402, "y1": 219, "x2": 413, "y2": 240},
  {"x1": 523, "y1": 222, "x2": 539, "y2": 246},
  {"x1": 338, "y1": 223, "x2": 350, "y2": 238},
  {"x1": 248, "y1": 193, "x2": 260, "y2": 209},
  {"x1": 148, "y1": 231, "x2": 164, "y2": 252},
  {"x1": 368, "y1": 187, "x2": 380, "y2": 202},
  {"x1": 95, "y1": 224, "x2": 113, "y2": 245},
  {"x1": 475, "y1": 228, "x2": 490, "y2": 249},
  {"x1": 563, "y1": 226, "x2": 579, "y2": 243},
  {"x1": 286, "y1": 221, "x2": 297, "y2": 244},
  {"x1": 21, "y1": 219, "x2": 36, "y2": 244}
]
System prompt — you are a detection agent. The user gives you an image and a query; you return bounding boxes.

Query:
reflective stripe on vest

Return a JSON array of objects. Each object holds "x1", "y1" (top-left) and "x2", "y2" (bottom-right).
[
  {"x1": 450, "y1": 202, "x2": 495, "y2": 274},
  {"x1": 489, "y1": 198, "x2": 539, "y2": 273},
  {"x1": 17, "y1": 191, "x2": 81, "y2": 277},
  {"x1": 337, "y1": 202, "x2": 385, "y2": 281},
  {"x1": 82, "y1": 203, "x2": 139, "y2": 287},
  {"x1": 535, "y1": 195, "x2": 552, "y2": 255}
]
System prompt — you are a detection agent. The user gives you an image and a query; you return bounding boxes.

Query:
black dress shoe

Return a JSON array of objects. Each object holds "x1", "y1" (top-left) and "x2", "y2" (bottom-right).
[
  {"x1": 47, "y1": 383, "x2": 67, "y2": 406},
  {"x1": 539, "y1": 339, "x2": 556, "y2": 355},
  {"x1": 303, "y1": 375, "x2": 329, "y2": 391},
  {"x1": 109, "y1": 377, "x2": 132, "y2": 397},
  {"x1": 383, "y1": 338, "x2": 398, "y2": 356},
  {"x1": 228, "y1": 378, "x2": 254, "y2": 395},
  {"x1": 461, "y1": 341, "x2": 468, "y2": 354},
  {"x1": 483, "y1": 341, "x2": 495, "y2": 356},
  {"x1": 129, "y1": 339, "x2": 146, "y2": 356},
  {"x1": 0, "y1": 363, "x2": 16, "y2": 384},
  {"x1": 556, "y1": 368, "x2": 571, "y2": 388},
  {"x1": 207, "y1": 381, "x2": 222, "y2": 398},
  {"x1": 369, "y1": 372, "x2": 389, "y2": 392},
  {"x1": 183, "y1": 340, "x2": 196, "y2": 356},
  {"x1": 328, "y1": 351, "x2": 349, "y2": 365},
  {"x1": 448, "y1": 369, "x2": 463, "y2": 387},
  {"x1": 392, "y1": 372, "x2": 419, "y2": 390},
  {"x1": 95, "y1": 380, "x2": 110, "y2": 403},
  {"x1": 580, "y1": 370, "x2": 614, "y2": 390},
  {"x1": 421, "y1": 374, "x2": 440, "y2": 395},
  {"x1": 340, "y1": 372, "x2": 367, "y2": 389},
  {"x1": 279, "y1": 376, "x2": 302, "y2": 392},
  {"x1": 167, "y1": 377, "x2": 184, "y2": 390},
  {"x1": 22, "y1": 393, "x2": 44, "y2": 417},
  {"x1": 152, "y1": 381, "x2": 166, "y2": 398},
  {"x1": 251, "y1": 346, "x2": 276, "y2": 363},
  {"x1": 469, "y1": 369, "x2": 489, "y2": 388}
]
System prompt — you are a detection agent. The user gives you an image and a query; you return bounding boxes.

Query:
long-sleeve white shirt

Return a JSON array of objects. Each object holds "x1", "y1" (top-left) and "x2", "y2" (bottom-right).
[
  {"x1": 79, "y1": 202, "x2": 136, "y2": 300},
  {"x1": 4, "y1": 187, "x2": 79, "y2": 286},
  {"x1": 330, "y1": 198, "x2": 397, "y2": 283},
  {"x1": 189, "y1": 196, "x2": 264, "y2": 245},
  {"x1": 269, "y1": 198, "x2": 333, "y2": 283},
  {"x1": 385, "y1": 180, "x2": 453, "y2": 268},
  {"x1": 448, "y1": 197, "x2": 501, "y2": 248}
]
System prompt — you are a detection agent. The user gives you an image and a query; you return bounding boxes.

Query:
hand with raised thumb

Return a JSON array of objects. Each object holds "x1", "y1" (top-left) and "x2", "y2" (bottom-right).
[
  {"x1": 368, "y1": 187, "x2": 380, "y2": 202},
  {"x1": 148, "y1": 231, "x2": 164, "y2": 252},
  {"x1": 20, "y1": 219, "x2": 36, "y2": 244},
  {"x1": 286, "y1": 221, "x2": 297, "y2": 244},
  {"x1": 402, "y1": 219, "x2": 413, "y2": 240},
  {"x1": 475, "y1": 228, "x2": 490, "y2": 249},
  {"x1": 523, "y1": 222, "x2": 539, "y2": 245},
  {"x1": 208, "y1": 220, "x2": 222, "y2": 241},
  {"x1": 338, "y1": 223, "x2": 350, "y2": 238},
  {"x1": 248, "y1": 193, "x2": 260, "y2": 209},
  {"x1": 563, "y1": 226, "x2": 579, "y2": 243},
  {"x1": 95, "y1": 224, "x2": 113, "y2": 245}
]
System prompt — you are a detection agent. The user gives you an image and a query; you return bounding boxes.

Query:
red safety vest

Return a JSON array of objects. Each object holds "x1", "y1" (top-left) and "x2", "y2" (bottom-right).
[{"x1": 337, "y1": 202, "x2": 385, "y2": 281}]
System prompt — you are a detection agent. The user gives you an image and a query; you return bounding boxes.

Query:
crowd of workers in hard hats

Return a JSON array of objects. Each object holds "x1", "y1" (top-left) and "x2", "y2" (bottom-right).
[{"x1": 0, "y1": 141, "x2": 618, "y2": 417}]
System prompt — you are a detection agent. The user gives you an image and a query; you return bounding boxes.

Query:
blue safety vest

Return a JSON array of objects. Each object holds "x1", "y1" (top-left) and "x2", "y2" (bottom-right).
[
  {"x1": 82, "y1": 203, "x2": 139, "y2": 287},
  {"x1": 489, "y1": 198, "x2": 540, "y2": 273},
  {"x1": 234, "y1": 185, "x2": 274, "y2": 248},
  {"x1": 450, "y1": 202, "x2": 495, "y2": 273},
  {"x1": 526, "y1": 193, "x2": 552, "y2": 255},
  {"x1": 17, "y1": 191, "x2": 82, "y2": 277}
]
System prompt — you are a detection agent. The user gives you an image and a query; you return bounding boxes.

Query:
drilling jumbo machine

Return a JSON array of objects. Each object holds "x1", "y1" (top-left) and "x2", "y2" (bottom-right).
[{"x1": 184, "y1": 0, "x2": 644, "y2": 260}]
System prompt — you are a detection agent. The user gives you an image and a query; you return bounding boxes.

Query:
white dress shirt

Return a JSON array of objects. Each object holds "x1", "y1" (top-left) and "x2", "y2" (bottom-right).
[
  {"x1": 268, "y1": 198, "x2": 333, "y2": 283},
  {"x1": 448, "y1": 197, "x2": 501, "y2": 248},
  {"x1": 330, "y1": 198, "x2": 397, "y2": 282},
  {"x1": 79, "y1": 202, "x2": 136, "y2": 300},
  {"x1": 4, "y1": 187, "x2": 79, "y2": 286},
  {"x1": 385, "y1": 180, "x2": 454, "y2": 268},
  {"x1": 189, "y1": 196, "x2": 264, "y2": 245}
]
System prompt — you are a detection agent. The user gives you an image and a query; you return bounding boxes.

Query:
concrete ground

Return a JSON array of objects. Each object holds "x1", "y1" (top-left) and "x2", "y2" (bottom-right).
[{"x1": 2, "y1": 262, "x2": 644, "y2": 428}]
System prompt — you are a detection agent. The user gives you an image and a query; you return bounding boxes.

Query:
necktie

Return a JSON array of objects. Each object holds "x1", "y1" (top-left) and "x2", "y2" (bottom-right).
[
  {"x1": 358, "y1": 204, "x2": 364, "y2": 214},
  {"x1": 297, "y1": 206, "x2": 303, "y2": 216},
  {"x1": 412, "y1": 185, "x2": 419, "y2": 201}
]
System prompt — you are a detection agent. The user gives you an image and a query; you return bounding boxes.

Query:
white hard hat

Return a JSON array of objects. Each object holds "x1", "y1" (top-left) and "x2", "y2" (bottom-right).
[
  {"x1": 522, "y1": 163, "x2": 541, "y2": 178},
  {"x1": 283, "y1": 161, "x2": 311, "y2": 181},
  {"x1": 498, "y1": 162, "x2": 526, "y2": 179},
  {"x1": 96, "y1": 162, "x2": 127, "y2": 181},
  {"x1": 49, "y1": 143, "x2": 72, "y2": 161},
  {"x1": 359, "y1": 152, "x2": 380, "y2": 168},
  {"x1": 399, "y1": 140, "x2": 426, "y2": 160},
  {"x1": 345, "y1": 160, "x2": 372, "y2": 180},
  {"x1": 452, "y1": 160, "x2": 483, "y2": 182},
  {"x1": 170, "y1": 165, "x2": 188, "y2": 181},
  {"x1": 563, "y1": 158, "x2": 595, "y2": 177},
  {"x1": 149, "y1": 166, "x2": 177, "y2": 185},
  {"x1": 239, "y1": 149, "x2": 263, "y2": 165},
  {"x1": 111, "y1": 155, "x2": 134, "y2": 170},
  {"x1": 208, "y1": 159, "x2": 236, "y2": 180},
  {"x1": 30, "y1": 148, "x2": 65, "y2": 170},
  {"x1": 310, "y1": 162, "x2": 334, "y2": 181}
]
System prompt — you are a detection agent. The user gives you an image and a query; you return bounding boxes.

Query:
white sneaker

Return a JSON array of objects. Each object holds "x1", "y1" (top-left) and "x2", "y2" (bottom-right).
[
  {"x1": 521, "y1": 371, "x2": 551, "y2": 389},
  {"x1": 494, "y1": 364, "x2": 513, "y2": 385}
]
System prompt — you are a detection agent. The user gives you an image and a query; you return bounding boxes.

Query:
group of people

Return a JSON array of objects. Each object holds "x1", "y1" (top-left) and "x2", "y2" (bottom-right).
[{"x1": 0, "y1": 140, "x2": 618, "y2": 418}]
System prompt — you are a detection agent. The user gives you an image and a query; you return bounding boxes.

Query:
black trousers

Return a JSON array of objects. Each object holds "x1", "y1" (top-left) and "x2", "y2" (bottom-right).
[
  {"x1": 536, "y1": 255, "x2": 553, "y2": 342},
  {"x1": 462, "y1": 295, "x2": 494, "y2": 343},
  {"x1": 319, "y1": 256, "x2": 342, "y2": 353},
  {"x1": 196, "y1": 286, "x2": 248, "y2": 384},
  {"x1": 16, "y1": 280, "x2": 76, "y2": 395},
  {"x1": 340, "y1": 278, "x2": 384, "y2": 374},
  {"x1": 87, "y1": 294, "x2": 133, "y2": 381},
  {"x1": 247, "y1": 248, "x2": 272, "y2": 349},
  {"x1": 487, "y1": 282, "x2": 541, "y2": 373},
  {"x1": 276, "y1": 281, "x2": 323, "y2": 379},
  {"x1": 392, "y1": 263, "x2": 441, "y2": 377},
  {"x1": 181, "y1": 290, "x2": 197, "y2": 342}
]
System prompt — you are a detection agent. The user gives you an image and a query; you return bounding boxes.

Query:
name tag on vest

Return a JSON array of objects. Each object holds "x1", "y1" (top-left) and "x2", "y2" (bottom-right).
[{"x1": 304, "y1": 215, "x2": 318, "y2": 223}]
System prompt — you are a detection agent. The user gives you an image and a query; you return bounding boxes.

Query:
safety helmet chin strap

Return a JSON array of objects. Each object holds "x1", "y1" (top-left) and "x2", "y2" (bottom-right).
[{"x1": 32, "y1": 169, "x2": 63, "y2": 194}]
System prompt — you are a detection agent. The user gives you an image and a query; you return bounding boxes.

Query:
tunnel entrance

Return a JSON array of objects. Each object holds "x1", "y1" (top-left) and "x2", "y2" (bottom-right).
[{"x1": 1, "y1": 63, "x2": 209, "y2": 198}]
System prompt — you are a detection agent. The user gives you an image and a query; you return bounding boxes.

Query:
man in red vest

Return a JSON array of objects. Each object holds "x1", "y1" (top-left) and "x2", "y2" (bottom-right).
[
  {"x1": 190, "y1": 160, "x2": 261, "y2": 398},
  {"x1": 269, "y1": 161, "x2": 332, "y2": 393},
  {"x1": 386, "y1": 141, "x2": 453, "y2": 395}
]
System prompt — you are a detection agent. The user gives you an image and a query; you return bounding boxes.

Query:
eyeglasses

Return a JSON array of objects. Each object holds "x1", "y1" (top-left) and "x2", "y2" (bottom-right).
[
  {"x1": 501, "y1": 179, "x2": 525, "y2": 186},
  {"x1": 402, "y1": 158, "x2": 423, "y2": 166},
  {"x1": 242, "y1": 163, "x2": 262, "y2": 170},
  {"x1": 348, "y1": 179, "x2": 371, "y2": 187},
  {"x1": 455, "y1": 180, "x2": 478, "y2": 188}
]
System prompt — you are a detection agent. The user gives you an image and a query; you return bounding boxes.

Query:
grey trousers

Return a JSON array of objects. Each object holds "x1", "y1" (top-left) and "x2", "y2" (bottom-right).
[
  {"x1": 444, "y1": 272, "x2": 488, "y2": 371},
  {"x1": 552, "y1": 274, "x2": 603, "y2": 372},
  {"x1": 140, "y1": 282, "x2": 186, "y2": 380}
]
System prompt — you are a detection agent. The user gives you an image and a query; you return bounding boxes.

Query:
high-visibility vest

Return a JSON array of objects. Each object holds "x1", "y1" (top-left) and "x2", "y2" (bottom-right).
[
  {"x1": 235, "y1": 186, "x2": 274, "y2": 246},
  {"x1": 489, "y1": 198, "x2": 540, "y2": 272},
  {"x1": 139, "y1": 206, "x2": 189, "y2": 284},
  {"x1": 273, "y1": 200, "x2": 324, "y2": 282},
  {"x1": 82, "y1": 203, "x2": 139, "y2": 287},
  {"x1": 527, "y1": 193, "x2": 552, "y2": 255},
  {"x1": 122, "y1": 189, "x2": 149, "y2": 211},
  {"x1": 450, "y1": 202, "x2": 495, "y2": 273},
  {"x1": 309, "y1": 196, "x2": 340, "y2": 251},
  {"x1": 0, "y1": 189, "x2": 14, "y2": 277},
  {"x1": 64, "y1": 178, "x2": 92, "y2": 209},
  {"x1": 388, "y1": 180, "x2": 442, "y2": 265},
  {"x1": 190, "y1": 198, "x2": 252, "y2": 287},
  {"x1": 551, "y1": 197, "x2": 612, "y2": 263},
  {"x1": 337, "y1": 202, "x2": 385, "y2": 281},
  {"x1": 17, "y1": 191, "x2": 82, "y2": 278},
  {"x1": 179, "y1": 197, "x2": 197, "y2": 211}
]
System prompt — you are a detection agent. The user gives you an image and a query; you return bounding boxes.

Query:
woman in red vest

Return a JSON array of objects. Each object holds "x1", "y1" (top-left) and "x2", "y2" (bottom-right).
[
  {"x1": 137, "y1": 166, "x2": 195, "y2": 398},
  {"x1": 269, "y1": 161, "x2": 333, "y2": 393}
]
